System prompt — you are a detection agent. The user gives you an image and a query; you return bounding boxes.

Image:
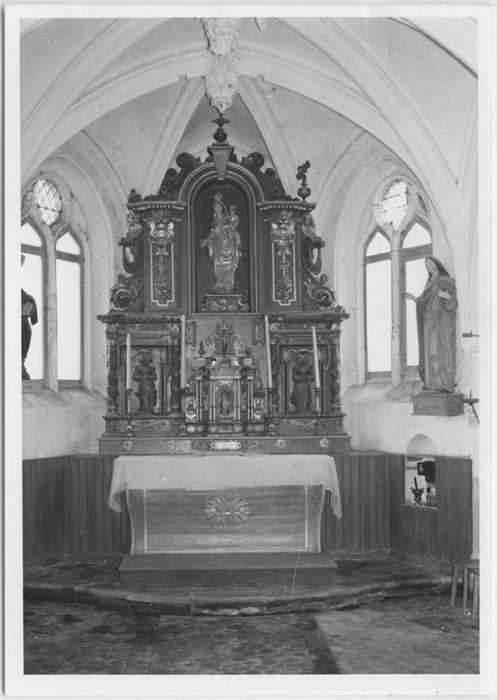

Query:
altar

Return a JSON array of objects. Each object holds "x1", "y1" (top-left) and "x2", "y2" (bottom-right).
[
  {"x1": 98, "y1": 117, "x2": 350, "y2": 580},
  {"x1": 109, "y1": 454, "x2": 341, "y2": 555}
]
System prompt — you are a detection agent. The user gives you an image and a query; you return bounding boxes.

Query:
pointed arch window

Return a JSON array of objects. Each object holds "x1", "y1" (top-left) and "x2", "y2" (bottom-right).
[
  {"x1": 365, "y1": 231, "x2": 392, "y2": 373},
  {"x1": 22, "y1": 178, "x2": 86, "y2": 389},
  {"x1": 56, "y1": 232, "x2": 83, "y2": 381},
  {"x1": 365, "y1": 179, "x2": 432, "y2": 379}
]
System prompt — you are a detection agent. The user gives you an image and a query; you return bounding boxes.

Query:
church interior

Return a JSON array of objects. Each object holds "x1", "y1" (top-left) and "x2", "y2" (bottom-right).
[{"x1": 10, "y1": 10, "x2": 491, "y2": 686}]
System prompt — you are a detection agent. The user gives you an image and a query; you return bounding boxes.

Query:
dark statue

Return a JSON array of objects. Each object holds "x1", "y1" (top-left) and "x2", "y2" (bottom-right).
[
  {"x1": 22, "y1": 288, "x2": 38, "y2": 380},
  {"x1": 133, "y1": 355, "x2": 158, "y2": 413},
  {"x1": 290, "y1": 353, "x2": 314, "y2": 411},
  {"x1": 404, "y1": 256, "x2": 458, "y2": 393},
  {"x1": 200, "y1": 193, "x2": 241, "y2": 293},
  {"x1": 218, "y1": 390, "x2": 232, "y2": 418}
]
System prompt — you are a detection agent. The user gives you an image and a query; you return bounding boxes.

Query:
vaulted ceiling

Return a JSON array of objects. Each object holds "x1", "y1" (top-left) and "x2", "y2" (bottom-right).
[{"x1": 21, "y1": 15, "x2": 477, "y2": 213}]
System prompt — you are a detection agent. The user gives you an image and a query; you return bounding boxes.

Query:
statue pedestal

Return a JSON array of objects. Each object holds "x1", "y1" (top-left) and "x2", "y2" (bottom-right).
[
  {"x1": 200, "y1": 294, "x2": 249, "y2": 312},
  {"x1": 412, "y1": 392, "x2": 464, "y2": 417}
]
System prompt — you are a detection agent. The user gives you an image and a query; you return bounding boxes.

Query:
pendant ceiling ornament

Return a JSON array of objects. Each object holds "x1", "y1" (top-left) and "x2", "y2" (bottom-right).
[{"x1": 201, "y1": 18, "x2": 241, "y2": 114}]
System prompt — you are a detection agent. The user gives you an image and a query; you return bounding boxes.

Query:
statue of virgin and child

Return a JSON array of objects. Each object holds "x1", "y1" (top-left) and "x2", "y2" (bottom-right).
[
  {"x1": 404, "y1": 256, "x2": 458, "y2": 394},
  {"x1": 200, "y1": 193, "x2": 241, "y2": 294}
]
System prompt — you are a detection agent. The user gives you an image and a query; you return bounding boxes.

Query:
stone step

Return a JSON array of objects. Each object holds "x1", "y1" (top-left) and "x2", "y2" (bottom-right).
[{"x1": 118, "y1": 552, "x2": 337, "y2": 589}]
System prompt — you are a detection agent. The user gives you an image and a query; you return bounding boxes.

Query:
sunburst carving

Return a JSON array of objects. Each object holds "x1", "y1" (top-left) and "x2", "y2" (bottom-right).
[{"x1": 204, "y1": 491, "x2": 250, "y2": 526}]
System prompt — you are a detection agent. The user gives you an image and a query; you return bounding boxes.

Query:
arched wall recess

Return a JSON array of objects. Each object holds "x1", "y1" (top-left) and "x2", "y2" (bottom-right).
[
  {"x1": 32, "y1": 153, "x2": 119, "y2": 392},
  {"x1": 21, "y1": 173, "x2": 91, "y2": 389},
  {"x1": 333, "y1": 161, "x2": 445, "y2": 387},
  {"x1": 406, "y1": 433, "x2": 437, "y2": 456}
]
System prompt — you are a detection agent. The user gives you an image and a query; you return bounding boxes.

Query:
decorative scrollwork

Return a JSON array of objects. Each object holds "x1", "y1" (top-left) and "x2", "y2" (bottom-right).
[
  {"x1": 158, "y1": 153, "x2": 201, "y2": 199},
  {"x1": 241, "y1": 152, "x2": 291, "y2": 200},
  {"x1": 109, "y1": 273, "x2": 143, "y2": 311},
  {"x1": 302, "y1": 274, "x2": 336, "y2": 311}
]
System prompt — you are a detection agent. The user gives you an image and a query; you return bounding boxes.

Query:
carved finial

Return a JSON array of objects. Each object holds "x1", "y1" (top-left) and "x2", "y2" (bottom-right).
[
  {"x1": 296, "y1": 160, "x2": 311, "y2": 201},
  {"x1": 212, "y1": 113, "x2": 230, "y2": 142}
]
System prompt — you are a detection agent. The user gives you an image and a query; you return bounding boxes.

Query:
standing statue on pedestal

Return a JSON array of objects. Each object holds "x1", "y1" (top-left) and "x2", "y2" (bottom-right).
[
  {"x1": 404, "y1": 256, "x2": 458, "y2": 393},
  {"x1": 21, "y1": 256, "x2": 38, "y2": 380},
  {"x1": 133, "y1": 355, "x2": 157, "y2": 413},
  {"x1": 200, "y1": 193, "x2": 241, "y2": 293}
]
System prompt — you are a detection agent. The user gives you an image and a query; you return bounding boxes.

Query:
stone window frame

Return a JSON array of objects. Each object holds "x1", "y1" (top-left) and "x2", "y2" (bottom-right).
[
  {"x1": 363, "y1": 176, "x2": 432, "y2": 384},
  {"x1": 21, "y1": 176, "x2": 90, "y2": 392}
]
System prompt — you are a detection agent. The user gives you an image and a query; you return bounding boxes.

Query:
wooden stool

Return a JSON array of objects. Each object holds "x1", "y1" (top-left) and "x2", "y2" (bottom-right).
[{"x1": 451, "y1": 560, "x2": 479, "y2": 617}]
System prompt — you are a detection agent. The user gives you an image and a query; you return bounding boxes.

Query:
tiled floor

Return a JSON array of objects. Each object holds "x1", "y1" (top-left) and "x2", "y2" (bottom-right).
[{"x1": 23, "y1": 594, "x2": 478, "y2": 675}]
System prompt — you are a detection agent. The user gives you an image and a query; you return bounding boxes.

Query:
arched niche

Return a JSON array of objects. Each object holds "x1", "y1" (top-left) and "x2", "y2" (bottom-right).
[
  {"x1": 179, "y1": 162, "x2": 264, "y2": 313},
  {"x1": 405, "y1": 433, "x2": 437, "y2": 507}
]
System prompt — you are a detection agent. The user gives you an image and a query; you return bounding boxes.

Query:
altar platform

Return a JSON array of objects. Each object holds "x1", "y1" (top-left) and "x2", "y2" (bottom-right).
[{"x1": 24, "y1": 551, "x2": 452, "y2": 616}]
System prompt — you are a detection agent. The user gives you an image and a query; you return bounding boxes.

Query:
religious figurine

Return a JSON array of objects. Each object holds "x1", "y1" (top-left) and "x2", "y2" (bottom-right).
[
  {"x1": 200, "y1": 193, "x2": 241, "y2": 293},
  {"x1": 119, "y1": 211, "x2": 143, "y2": 274},
  {"x1": 302, "y1": 212, "x2": 324, "y2": 275},
  {"x1": 218, "y1": 390, "x2": 232, "y2": 418},
  {"x1": 21, "y1": 283, "x2": 38, "y2": 380},
  {"x1": 133, "y1": 355, "x2": 158, "y2": 413},
  {"x1": 404, "y1": 256, "x2": 458, "y2": 393},
  {"x1": 290, "y1": 353, "x2": 314, "y2": 411}
]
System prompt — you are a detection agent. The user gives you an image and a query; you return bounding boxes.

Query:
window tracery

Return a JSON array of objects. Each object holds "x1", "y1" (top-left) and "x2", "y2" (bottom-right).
[{"x1": 365, "y1": 178, "x2": 432, "y2": 379}]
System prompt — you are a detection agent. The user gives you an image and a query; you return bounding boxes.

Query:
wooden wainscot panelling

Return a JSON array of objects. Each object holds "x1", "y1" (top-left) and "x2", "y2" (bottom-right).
[
  {"x1": 400, "y1": 504, "x2": 440, "y2": 560},
  {"x1": 324, "y1": 452, "x2": 404, "y2": 552},
  {"x1": 395, "y1": 456, "x2": 472, "y2": 564},
  {"x1": 436, "y1": 457, "x2": 472, "y2": 563},
  {"x1": 23, "y1": 455, "x2": 131, "y2": 563}
]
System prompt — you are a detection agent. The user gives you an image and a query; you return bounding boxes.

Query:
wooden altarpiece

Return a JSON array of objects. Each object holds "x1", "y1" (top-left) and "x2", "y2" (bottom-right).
[{"x1": 98, "y1": 122, "x2": 350, "y2": 456}]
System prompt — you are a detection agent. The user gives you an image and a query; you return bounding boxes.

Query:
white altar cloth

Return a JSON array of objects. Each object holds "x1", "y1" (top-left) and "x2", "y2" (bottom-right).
[{"x1": 109, "y1": 454, "x2": 342, "y2": 519}]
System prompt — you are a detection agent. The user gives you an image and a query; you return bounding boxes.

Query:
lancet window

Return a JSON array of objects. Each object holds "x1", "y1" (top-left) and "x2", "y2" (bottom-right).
[
  {"x1": 21, "y1": 178, "x2": 85, "y2": 387},
  {"x1": 365, "y1": 178, "x2": 432, "y2": 379}
]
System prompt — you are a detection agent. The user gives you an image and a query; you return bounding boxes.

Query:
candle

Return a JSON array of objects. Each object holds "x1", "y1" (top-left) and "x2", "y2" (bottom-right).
[
  {"x1": 126, "y1": 334, "x2": 131, "y2": 390},
  {"x1": 312, "y1": 326, "x2": 321, "y2": 389},
  {"x1": 265, "y1": 316, "x2": 273, "y2": 389},
  {"x1": 180, "y1": 315, "x2": 186, "y2": 389},
  {"x1": 414, "y1": 477, "x2": 418, "y2": 489}
]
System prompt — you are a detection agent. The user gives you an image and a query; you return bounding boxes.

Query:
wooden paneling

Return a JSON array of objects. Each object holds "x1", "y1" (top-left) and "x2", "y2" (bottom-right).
[
  {"x1": 324, "y1": 453, "x2": 404, "y2": 551},
  {"x1": 400, "y1": 505, "x2": 440, "y2": 559},
  {"x1": 23, "y1": 455, "x2": 130, "y2": 563},
  {"x1": 395, "y1": 456, "x2": 472, "y2": 563},
  {"x1": 23, "y1": 451, "x2": 472, "y2": 564},
  {"x1": 436, "y1": 457, "x2": 472, "y2": 563}
]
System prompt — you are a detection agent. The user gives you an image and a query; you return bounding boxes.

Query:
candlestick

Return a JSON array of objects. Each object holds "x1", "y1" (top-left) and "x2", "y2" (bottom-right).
[
  {"x1": 265, "y1": 316, "x2": 273, "y2": 389},
  {"x1": 312, "y1": 326, "x2": 321, "y2": 389},
  {"x1": 126, "y1": 334, "x2": 131, "y2": 390},
  {"x1": 180, "y1": 315, "x2": 186, "y2": 389}
]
